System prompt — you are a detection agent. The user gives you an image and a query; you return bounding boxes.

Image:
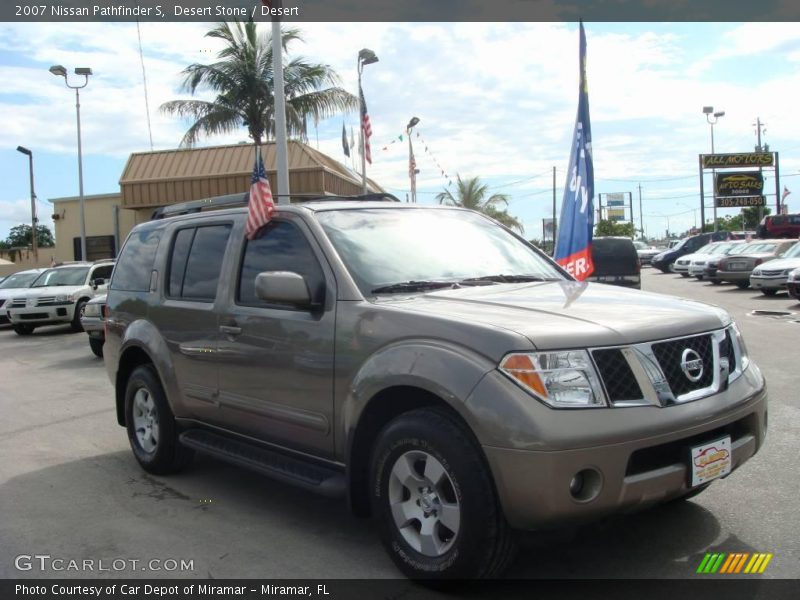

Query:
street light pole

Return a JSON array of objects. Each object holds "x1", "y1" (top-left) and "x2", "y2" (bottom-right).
[
  {"x1": 703, "y1": 106, "x2": 725, "y2": 233},
  {"x1": 51, "y1": 65, "x2": 91, "y2": 261},
  {"x1": 406, "y1": 117, "x2": 420, "y2": 203},
  {"x1": 16, "y1": 146, "x2": 37, "y2": 258},
  {"x1": 357, "y1": 48, "x2": 378, "y2": 195}
]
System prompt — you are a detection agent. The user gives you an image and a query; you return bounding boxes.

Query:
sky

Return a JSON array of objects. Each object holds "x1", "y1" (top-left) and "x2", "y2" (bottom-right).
[{"x1": 1, "y1": 21, "x2": 799, "y2": 244}]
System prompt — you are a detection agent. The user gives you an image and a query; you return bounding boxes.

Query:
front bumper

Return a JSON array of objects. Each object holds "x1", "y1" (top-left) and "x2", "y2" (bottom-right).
[
  {"x1": 469, "y1": 364, "x2": 767, "y2": 531},
  {"x1": 750, "y1": 275, "x2": 788, "y2": 291},
  {"x1": 673, "y1": 262, "x2": 691, "y2": 274},
  {"x1": 81, "y1": 315, "x2": 105, "y2": 337},
  {"x1": 7, "y1": 304, "x2": 74, "y2": 326}
]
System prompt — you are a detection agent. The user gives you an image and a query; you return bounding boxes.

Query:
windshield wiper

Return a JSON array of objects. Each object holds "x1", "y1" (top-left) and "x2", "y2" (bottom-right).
[
  {"x1": 371, "y1": 280, "x2": 458, "y2": 294},
  {"x1": 460, "y1": 274, "x2": 550, "y2": 284}
]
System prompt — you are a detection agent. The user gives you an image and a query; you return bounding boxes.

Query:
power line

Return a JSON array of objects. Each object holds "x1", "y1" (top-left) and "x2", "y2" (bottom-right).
[{"x1": 597, "y1": 174, "x2": 696, "y2": 183}]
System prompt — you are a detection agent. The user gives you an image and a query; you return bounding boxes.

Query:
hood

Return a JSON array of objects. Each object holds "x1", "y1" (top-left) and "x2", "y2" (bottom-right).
[
  {"x1": 0, "y1": 287, "x2": 33, "y2": 301},
  {"x1": 380, "y1": 281, "x2": 731, "y2": 350},
  {"x1": 16, "y1": 285, "x2": 85, "y2": 298},
  {"x1": 753, "y1": 257, "x2": 800, "y2": 271}
]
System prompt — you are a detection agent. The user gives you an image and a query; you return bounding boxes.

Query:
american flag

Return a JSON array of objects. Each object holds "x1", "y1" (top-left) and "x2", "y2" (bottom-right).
[
  {"x1": 360, "y1": 85, "x2": 372, "y2": 164},
  {"x1": 245, "y1": 149, "x2": 275, "y2": 240}
]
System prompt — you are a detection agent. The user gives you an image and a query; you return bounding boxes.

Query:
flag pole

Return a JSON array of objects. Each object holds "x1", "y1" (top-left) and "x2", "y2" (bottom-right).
[{"x1": 271, "y1": 2, "x2": 290, "y2": 204}]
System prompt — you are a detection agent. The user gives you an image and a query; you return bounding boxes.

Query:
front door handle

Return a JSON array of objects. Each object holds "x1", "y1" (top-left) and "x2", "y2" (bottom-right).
[{"x1": 219, "y1": 325, "x2": 242, "y2": 336}]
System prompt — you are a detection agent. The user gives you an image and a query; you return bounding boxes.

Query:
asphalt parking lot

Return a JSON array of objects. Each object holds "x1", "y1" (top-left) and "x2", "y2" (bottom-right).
[{"x1": 0, "y1": 269, "x2": 798, "y2": 580}]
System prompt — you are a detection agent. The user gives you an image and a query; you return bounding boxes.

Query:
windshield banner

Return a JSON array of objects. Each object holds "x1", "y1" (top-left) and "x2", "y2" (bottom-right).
[{"x1": 554, "y1": 21, "x2": 595, "y2": 281}]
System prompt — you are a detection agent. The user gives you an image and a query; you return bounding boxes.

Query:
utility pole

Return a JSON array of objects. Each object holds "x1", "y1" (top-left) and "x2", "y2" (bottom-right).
[
  {"x1": 552, "y1": 166, "x2": 557, "y2": 249},
  {"x1": 638, "y1": 183, "x2": 643, "y2": 240},
  {"x1": 753, "y1": 117, "x2": 767, "y2": 223}
]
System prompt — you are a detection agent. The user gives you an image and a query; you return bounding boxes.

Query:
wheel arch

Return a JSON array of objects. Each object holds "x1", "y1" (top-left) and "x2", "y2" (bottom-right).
[{"x1": 115, "y1": 345, "x2": 156, "y2": 426}]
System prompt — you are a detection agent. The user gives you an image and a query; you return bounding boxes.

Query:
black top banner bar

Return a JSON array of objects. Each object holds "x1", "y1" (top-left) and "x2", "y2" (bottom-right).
[{"x1": 5, "y1": 0, "x2": 800, "y2": 22}]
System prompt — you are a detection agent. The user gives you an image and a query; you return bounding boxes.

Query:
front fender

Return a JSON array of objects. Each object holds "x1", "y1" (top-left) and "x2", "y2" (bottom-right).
[{"x1": 340, "y1": 340, "x2": 497, "y2": 457}]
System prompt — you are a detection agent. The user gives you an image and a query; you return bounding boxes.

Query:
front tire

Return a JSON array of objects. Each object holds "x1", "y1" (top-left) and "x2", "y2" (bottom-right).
[
  {"x1": 71, "y1": 300, "x2": 87, "y2": 332},
  {"x1": 736, "y1": 281, "x2": 750, "y2": 289},
  {"x1": 89, "y1": 337, "x2": 104, "y2": 357},
  {"x1": 370, "y1": 408, "x2": 516, "y2": 579},
  {"x1": 760, "y1": 289, "x2": 778, "y2": 296},
  {"x1": 680, "y1": 273, "x2": 690, "y2": 278},
  {"x1": 124, "y1": 365, "x2": 193, "y2": 475},
  {"x1": 13, "y1": 324, "x2": 34, "y2": 336}
]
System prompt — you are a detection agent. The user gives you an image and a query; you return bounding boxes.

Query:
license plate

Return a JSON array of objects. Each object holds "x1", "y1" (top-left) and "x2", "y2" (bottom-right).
[
  {"x1": 690, "y1": 437, "x2": 732, "y2": 487},
  {"x1": 728, "y1": 262, "x2": 746, "y2": 270}
]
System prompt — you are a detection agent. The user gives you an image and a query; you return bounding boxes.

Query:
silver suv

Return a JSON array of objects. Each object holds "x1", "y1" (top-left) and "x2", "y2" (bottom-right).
[{"x1": 105, "y1": 197, "x2": 767, "y2": 579}]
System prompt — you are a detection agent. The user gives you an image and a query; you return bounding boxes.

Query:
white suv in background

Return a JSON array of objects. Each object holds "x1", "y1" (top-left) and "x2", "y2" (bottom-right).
[{"x1": 6, "y1": 260, "x2": 114, "y2": 336}]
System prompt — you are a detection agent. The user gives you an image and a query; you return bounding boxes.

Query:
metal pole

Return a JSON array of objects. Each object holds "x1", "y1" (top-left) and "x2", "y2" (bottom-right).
[
  {"x1": 75, "y1": 87, "x2": 86, "y2": 261},
  {"x1": 359, "y1": 64, "x2": 367, "y2": 194},
  {"x1": 710, "y1": 122, "x2": 717, "y2": 232},
  {"x1": 552, "y1": 166, "x2": 557, "y2": 242},
  {"x1": 27, "y1": 152, "x2": 38, "y2": 258},
  {"x1": 272, "y1": 18, "x2": 290, "y2": 203},
  {"x1": 699, "y1": 155, "x2": 706, "y2": 232},
  {"x1": 638, "y1": 184, "x2": 643, "y2": 239},
  {"x1": 112, "y1": 205, "x2": 120, "y2": 257},
  {"x1": 774, "y1": 151, "x2": 780, "y2": 214}
]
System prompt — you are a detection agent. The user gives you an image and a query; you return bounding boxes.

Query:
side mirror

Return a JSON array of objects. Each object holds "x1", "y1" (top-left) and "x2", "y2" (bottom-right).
[
  {"x1": 255, "y1": 271, "x2": 312, "y2": 309},
  {"x1": 92, "y1": 278, "x2": 105, "y2": 289}
]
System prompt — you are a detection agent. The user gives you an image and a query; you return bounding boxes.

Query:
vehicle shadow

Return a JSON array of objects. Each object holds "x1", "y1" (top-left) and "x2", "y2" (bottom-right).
[
  {"x1": 0, "y1": 447, "x2": 761, "y2": 580},
  {"x1": 28, "y1": 325, "x2": 77, "y2": 337},
  {"x1": 506, "y1": 499, "x2": 735, "y2": 578}
]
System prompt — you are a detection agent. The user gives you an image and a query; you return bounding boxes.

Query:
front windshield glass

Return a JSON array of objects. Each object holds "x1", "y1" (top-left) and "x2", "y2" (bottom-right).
[
  {"x1": 0, "y1": 271, "x2": 40, "y2": 289},
  {"x1": 316, "y1": 208, "x2": 566, "y2": 293},
  {"x1": 671, "y1": 238, "x2": 687, "y2": 250},
  {"x1": 31, "y1": 267, "x2": 89, "y2": 287},
  {"x1": 782, "y1": 242, "x2": 800, "y2": 258}
]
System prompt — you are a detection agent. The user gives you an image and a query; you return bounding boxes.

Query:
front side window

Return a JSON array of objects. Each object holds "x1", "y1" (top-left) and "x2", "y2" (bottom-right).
[
  {"x1": 90, "y1": 265, "x2": 114, "y2": 281},
  {"x1": 316, "y1": 208, "x2": 565, "y2": 295},
  {"x1": 167, "y1": 224, "x2": 231, "y2": 302},
  {"x1": 32, "y1": 267, "x2": 89, "y2": 287},
  {"x1": 237, "y1": 221, "x2": 325, "y2": 308}
]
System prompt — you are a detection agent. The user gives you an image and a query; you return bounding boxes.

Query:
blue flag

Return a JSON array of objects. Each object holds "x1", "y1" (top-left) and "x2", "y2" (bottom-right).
[{"x1": 554, "y1": 21, "x2": 595, "y2": 280}]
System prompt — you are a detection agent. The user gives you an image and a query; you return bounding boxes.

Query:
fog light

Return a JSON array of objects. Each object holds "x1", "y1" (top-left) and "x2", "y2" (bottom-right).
[{"x1": 569, "y1": 468, "x2": 602, "y2": 502}]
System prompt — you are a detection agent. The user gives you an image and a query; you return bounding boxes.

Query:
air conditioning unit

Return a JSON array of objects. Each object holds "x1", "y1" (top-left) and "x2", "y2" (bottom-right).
[{"x1": 52, "y1": 214, "x2": 60, "y2": 220}]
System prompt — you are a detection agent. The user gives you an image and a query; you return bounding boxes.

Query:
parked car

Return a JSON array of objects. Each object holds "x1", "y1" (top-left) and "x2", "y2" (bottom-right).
[
  {"x1": 104, "y1": 195, "x2": 767, "y2": 579},
  {"x1": 6, "y1": 260, "x2": 114, "y2": 335},
  {"x1": 716, "y1": 240, "x2": 797, "y2": 289},
  {"x1": 587, "y1": 237, "x2": 641, "y2": 289},
  {"x1": 80, "y1": 293, "x2": 107, "y2": 357},
  {"x1": 786, "y1": 267, "x2": 800, "y2": 301},
  {"x1": 749, "y1": 241, "x2": 800, "y2": 296},
  {"x1": 651, "y1": 231, "x2": 730, "y2": 273},
  {"x1": 688, "y1": 241, "x2": 746, "y2": 279},
  {"x1": 632, "y1": 241, "x2": 660, "y2": 266},
  {"x1": 756, "y1": 213, "x2": 800, "y2": 239},
  {"x1": 672, "y1": 241, "x2": 735, "y2": 278},
  {"x1": 0, "y1": 268, "x2": 46, "y2": 325}
]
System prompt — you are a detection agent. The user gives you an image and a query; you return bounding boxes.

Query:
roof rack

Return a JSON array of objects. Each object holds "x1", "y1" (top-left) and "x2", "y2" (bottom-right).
[{"x1": 150, "y1": 192, "x2": 401, "y2": 220}]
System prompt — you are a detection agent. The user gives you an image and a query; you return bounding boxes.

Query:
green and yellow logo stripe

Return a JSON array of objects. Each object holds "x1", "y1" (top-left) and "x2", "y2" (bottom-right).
[{"x1": 697, "y1": 552, "x2": 773, "y2": 574}]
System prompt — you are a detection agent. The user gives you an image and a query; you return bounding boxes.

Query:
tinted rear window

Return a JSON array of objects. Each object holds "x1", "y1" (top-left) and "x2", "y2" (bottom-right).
[
  {"x1": 167, "y1": 224, "x2": 231, "y2": 302},
  {"x1": 111, "y1": 226, "x2": 161, "y2": 292},
  {"x1": 591, "y1": 239, "x2": 638, "y2": 276}
]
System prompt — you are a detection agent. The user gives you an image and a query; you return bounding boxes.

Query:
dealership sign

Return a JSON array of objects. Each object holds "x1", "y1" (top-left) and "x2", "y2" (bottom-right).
[
  {"x1": 702, "y1": 153, "x2": 774, "y2": 168},
  {"x1": 715, "y1": 171, "x2": 764, "y2": 197}
]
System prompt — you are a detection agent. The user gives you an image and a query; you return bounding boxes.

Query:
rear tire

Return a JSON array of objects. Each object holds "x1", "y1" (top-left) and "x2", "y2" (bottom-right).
[
  {"x1": 695, "y1": 275, "x2": 703, "y2": 281},
  {"x1": 13, "y1": 324, "x2": 34, "y2": 336},
  {"x1": 760, "y1": 289, "x2": 778, "y2": 296},
  {"x1": 89, "y1": 337, "x2": 104, "y2": 358},
  {"x1": 735, "y1": 281, "x2": 749, "y2": 289},
  {"x1": 370, "y1": 407, "x2": 516, "y2": 579},
  {"x1": 124, "y1": 365, "x2": 193, "y2": 475},
  {"x1": 710, "y1": 279, "x2": 721, "y2": 286},
  {"x1": 680, "y1": 273, "x2": 690, "y2": 278}
]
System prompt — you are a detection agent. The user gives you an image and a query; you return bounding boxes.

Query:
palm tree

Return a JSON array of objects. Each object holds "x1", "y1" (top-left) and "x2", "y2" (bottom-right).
[
  {"x1": 161, "y1": 21, "x2": 358, "y2": 147},
  {"x1": 436, "y1": 175, "x2": 524, "y2": 233}
]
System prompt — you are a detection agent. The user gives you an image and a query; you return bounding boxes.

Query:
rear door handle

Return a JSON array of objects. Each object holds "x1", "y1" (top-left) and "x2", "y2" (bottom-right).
[{"x1": 219, "y1": 325, "x2": 242, "y2": 336}]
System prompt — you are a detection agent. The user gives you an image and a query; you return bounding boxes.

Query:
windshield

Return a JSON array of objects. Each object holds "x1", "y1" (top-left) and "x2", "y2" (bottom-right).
[
  {"x1": 316, "y1": 208, "x2": 565, "y2": 294},
  {"x1": 0, "y1": 271, "x2": 41, "y2": 289},
  {"x1": 671, "y1": 238, "x2": 687, "y2": 250},
  {"x1": 633, "y1": 241, "x2": 647, "y2": 250},
  {"x1": 782, "y1": 242, "x2": 800, "y2": 258},
  {"x1": 32, "y1": 267, "x2": 89, "y2": 287}
]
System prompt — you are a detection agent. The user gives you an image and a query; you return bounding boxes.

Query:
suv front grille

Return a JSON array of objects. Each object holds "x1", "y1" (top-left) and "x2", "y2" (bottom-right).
[
  {"x1": 592, "y1": 348, "x2": 643, "y2": 402},
  {"x1": 651, "y1": 334, "x2": 714, "y2": 397},
  {"x1": 9, "y1": 298, "x2": 26, "y2": 308}
]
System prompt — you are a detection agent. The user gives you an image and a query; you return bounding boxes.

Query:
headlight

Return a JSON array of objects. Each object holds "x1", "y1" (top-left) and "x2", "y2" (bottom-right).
[
  {"x1": 83, "y1": 303, "x2": 102, "y2": 317},
  {"x1": 55, "y1": 294, "x2": 72, "y2": 302},
  {"x1": 751, "y1": 269, "x2": 762, "y2": 276},
  {"x1": 499, "y1": 350, "x2": 606, "y2": 408},
  {"x1": 789, "y1": 270, "x2": 799, "y2": 282},
  {"x1": 731, "y1": 322, "x2": 750, "y2": 373}
]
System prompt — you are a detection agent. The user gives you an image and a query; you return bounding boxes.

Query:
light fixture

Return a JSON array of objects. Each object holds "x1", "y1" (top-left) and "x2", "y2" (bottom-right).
[
  {"x1": 49, "y1": 64, "x2": 67, "y2": 77},
  {"x1": 74, "y1": 67, "x2": 93, "y2": 76}
]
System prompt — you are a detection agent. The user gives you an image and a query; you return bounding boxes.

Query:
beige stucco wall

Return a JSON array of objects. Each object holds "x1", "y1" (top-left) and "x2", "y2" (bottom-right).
[
  {"x1": 0, "y1": 248, "x2": 55, "y2": 278},
  {"x1": 50, "y1": 194, "x2": 143, "y2": 261}
]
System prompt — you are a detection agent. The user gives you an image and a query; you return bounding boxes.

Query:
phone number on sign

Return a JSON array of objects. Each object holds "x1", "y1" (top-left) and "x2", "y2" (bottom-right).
[{"x1": 716, "y1": 197, "x2": 766, "y2": 208}]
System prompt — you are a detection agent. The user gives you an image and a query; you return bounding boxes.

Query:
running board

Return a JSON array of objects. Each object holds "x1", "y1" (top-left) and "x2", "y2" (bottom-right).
[{"x1": 179, "y1": 429, "x2": 345, "y2": 499}]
